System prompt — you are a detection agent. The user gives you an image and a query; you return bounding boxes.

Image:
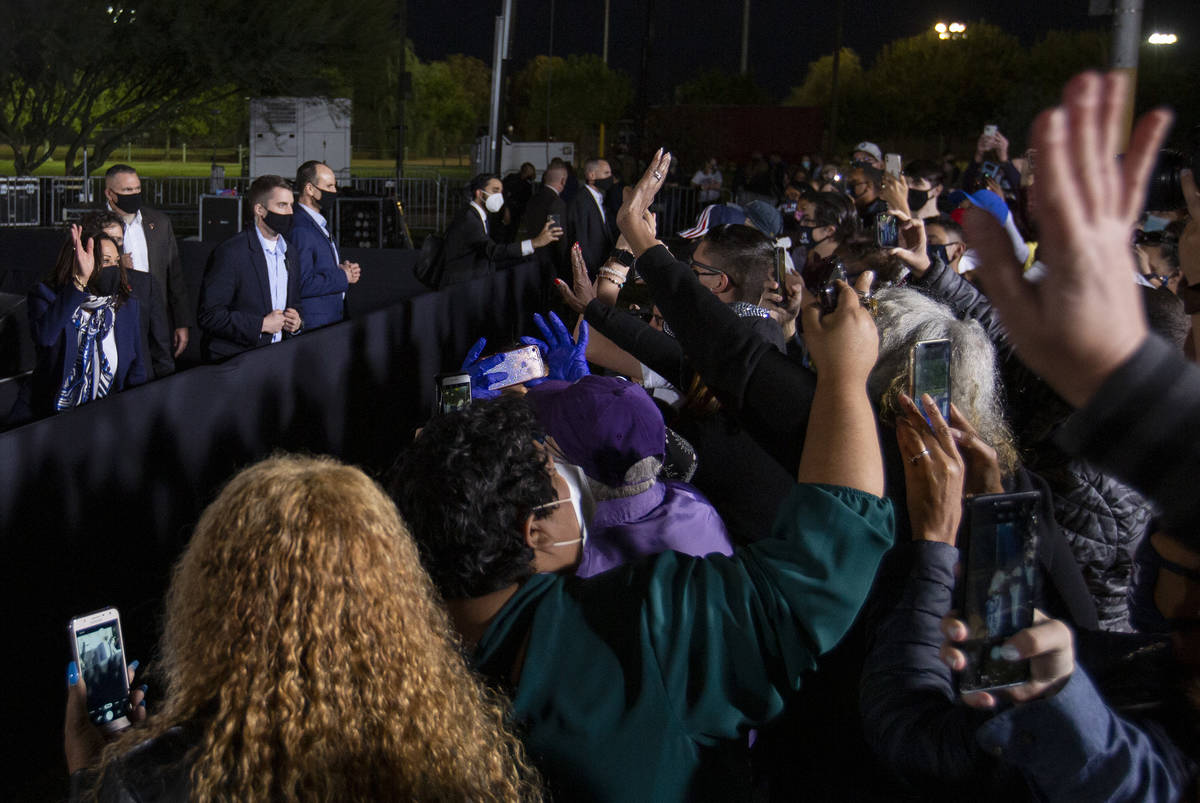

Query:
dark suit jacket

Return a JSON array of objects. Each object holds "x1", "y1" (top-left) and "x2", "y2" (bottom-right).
[
  {"x1": 566, "y1": 188, "x2": 616, "y2": 279},
  {"x1": 197, "y1": 228, "x2": 302, "y2": 361},
  {"x1": 285, "y1": 204, "x2": 348, "y2": 330},
  {"x1": 522, "y1": 184, "x2": 569, "y2": 279},
  {"x1": 125, "y1": 270, "x2": 174, "y2": 378},
  {"x1": 26, "y1": 284, "x2": 145, "y2": 417},
  {"x1": 138, "y1": 206, "x2": 194, "y2": 330},
  {"x1": 439, "y1": 204, "x2": 525, "y2": 289}
]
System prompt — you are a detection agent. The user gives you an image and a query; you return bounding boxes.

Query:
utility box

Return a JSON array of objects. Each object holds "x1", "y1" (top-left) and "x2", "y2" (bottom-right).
[
  {"x1": 249, "y1": 98, "x2": 351, "y2": 182},
  {"x1": 473, "y1": 137, "x2": 576, "y2": 178}
]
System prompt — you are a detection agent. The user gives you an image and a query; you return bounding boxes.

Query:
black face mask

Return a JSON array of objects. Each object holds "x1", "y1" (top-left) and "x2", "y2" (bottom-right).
[
  {"x1": 264, "y1": 211, "x2": 294, "y2": 236},
  {"x1": 796, "y1": 225, "x2": 827, "y2": 248},
  {"x1": 593, "y1": 175, "x2": 615, "y2": 192},
  {"x1": 93, "y1": 265, "x2": 124, "y2": 296},
  {"x1": 927, "y1": 243, "x2": 951, "y2": 266},
  {"x1": 316, "y1": 186, "x2": 336, "y2": 208},
  {"x1": 112, "y1": 191, "x2": 142, "y2": 215},
  {"x1": 907, "y1": 188, "x2": 929, "y2": 211}
]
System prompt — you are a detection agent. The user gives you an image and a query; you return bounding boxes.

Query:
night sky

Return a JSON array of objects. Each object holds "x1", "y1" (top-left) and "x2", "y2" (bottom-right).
[{"x1": 407, "y1": 0, "x2": 1197, "y2": 102}]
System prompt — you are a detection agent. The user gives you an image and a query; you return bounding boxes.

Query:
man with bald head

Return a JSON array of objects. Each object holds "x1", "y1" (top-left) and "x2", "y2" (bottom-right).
[
  {"x1": 287, "y1": 160, "x2": 361, "y2": 329},
  {"x1": 522, "y1": 164, "x2": 570, "y2": 279}
]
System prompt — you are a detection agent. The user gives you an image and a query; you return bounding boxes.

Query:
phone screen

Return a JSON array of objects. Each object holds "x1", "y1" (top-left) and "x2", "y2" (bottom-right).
[
  {"x1": 875, "y1": 213, "x2": 899, "y2": 248},
  {"x1": 435, "y1": 374, "x2": 472, "y2": 415},
  {"x1": 959, "y1": 492, "x2": 1041, "y2": 692},
  {"x1": 910, "y1": 339, "x2": 951, "y2": 423},
  {"x1": 885, "y1": 153, "x2": 902, "y2": 178},
  {"x1": 490, "y1": 346, "x2": 548, "y2": 390},
  {"x1": 72, "y1": 616, "x2": 129, "y2": 727}
]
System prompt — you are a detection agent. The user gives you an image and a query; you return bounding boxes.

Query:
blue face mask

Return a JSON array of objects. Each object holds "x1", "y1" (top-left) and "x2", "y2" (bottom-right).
[{"x1": 796, "y1": 225, "x2": 826, "y2": 247}]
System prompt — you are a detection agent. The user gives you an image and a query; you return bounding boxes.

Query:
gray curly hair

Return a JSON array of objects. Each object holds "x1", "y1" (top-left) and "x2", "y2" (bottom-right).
[{"x1": 867, "y1": 286, "x2": 1019, "y2": 476}]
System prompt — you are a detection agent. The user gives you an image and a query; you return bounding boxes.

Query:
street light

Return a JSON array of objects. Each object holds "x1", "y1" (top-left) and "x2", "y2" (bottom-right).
[
  {"x1": 1147, "y1": 32, "x2": 1178, "y2": 45},
  {"x1": 934, "y1": 21, "x2": 967, "y2": 40}
]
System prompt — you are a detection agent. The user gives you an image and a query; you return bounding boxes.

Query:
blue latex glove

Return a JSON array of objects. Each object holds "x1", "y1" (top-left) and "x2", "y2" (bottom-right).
[
  {"x1": 520, "y1": 312, "x2": 590, "y2": 383},
  {"x1": 460, "y1": 337, "x2": 508, "y2": 400}
]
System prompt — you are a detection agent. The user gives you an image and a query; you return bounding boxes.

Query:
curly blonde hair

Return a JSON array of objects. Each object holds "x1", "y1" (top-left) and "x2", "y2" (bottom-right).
[{"x1": 98, "y1": 454, "x2": 539, "y2": 801}]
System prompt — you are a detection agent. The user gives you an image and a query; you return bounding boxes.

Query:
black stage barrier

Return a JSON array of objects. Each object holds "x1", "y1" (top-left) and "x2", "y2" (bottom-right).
[{"x1": 0, "y1": 258, "x2": 550, "y2": 798}]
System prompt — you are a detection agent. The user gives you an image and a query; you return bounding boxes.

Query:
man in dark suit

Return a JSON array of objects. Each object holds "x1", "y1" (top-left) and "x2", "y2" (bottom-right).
[
  {"x1": 566, "y1": 157, "x2": 617, "y2": 279},
  {"x1": 103, "y1": 164, "x2": 194, "y2": 359},
  {"x1": 500, "y1": 162, "x2": 537, "y2": 243},
  {"x1": 288, "y1": 160, "x2": 361, "y2": 329},
  {"x1": 521, "y1": 163, "x2": 569, "y2": 281},
  {"x1": 438, "y1": 173, "x2": 562, "y2": 289},
  {"x1": 85, "y1": 210, "x2": 176, "y2": 379},
  {"x1": 198, "y1": 175, "x2": 303, "y2": 361}
]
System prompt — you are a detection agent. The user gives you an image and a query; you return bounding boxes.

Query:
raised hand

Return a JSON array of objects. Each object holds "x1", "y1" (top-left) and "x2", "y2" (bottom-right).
[
  {"x1": 520, "y1": 312, "x2": 590, "y2": 383},
  {"x1": 460, "y1": 337, "x2": 508, "y2": 400},
  {"x1": 617, "y1": 148, "x2": 672, "y2": 256},
  {"x1": 70, "y1": 223, "x2": 95, "y2": 287},
  {"x1": 896, "y1": 392, "x2": 965, "y2": 545},
  {"x1": 554, "y1": 243, "x2": 598, "y2": 314},
  {"x1": 965, "y1": 71, "x2": 1173, "y2": 408}
]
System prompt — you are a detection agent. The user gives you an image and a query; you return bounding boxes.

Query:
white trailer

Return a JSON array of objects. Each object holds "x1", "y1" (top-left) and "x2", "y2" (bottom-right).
[
  {"x1": 474, "y1": 137, "x2": 576, "y2": 178},
  {"x1": 249, "y1": 98, "x2": 352, "y2": 182}
]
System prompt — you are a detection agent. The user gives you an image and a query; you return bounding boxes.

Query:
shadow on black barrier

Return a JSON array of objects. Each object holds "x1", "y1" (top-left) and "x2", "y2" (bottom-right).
[{"x1": 0, "y1": 258, "x2": 548, "y2": 798}]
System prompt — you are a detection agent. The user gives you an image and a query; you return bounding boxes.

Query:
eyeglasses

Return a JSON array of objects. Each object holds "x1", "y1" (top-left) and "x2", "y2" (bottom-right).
[{"x1": 690, "y1": 257, "x2": 736, "y2": 285}]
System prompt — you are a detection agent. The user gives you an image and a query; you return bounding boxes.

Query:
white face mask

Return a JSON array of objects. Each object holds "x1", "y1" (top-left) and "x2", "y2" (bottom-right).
[
  {"x1": 532, "y1": 459, "x2": 593, "y2": 547},
  {"x1": 484, "y1": 191, "x2": 505, "y2": 214}
]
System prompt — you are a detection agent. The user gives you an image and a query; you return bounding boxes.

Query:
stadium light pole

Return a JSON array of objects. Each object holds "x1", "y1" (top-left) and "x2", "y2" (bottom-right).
[
  {"x1": 1111, "y1": 0, "x2": 1143, "y2": 148},
  {"x1": 740, "y1": 0, "x2": 750, "y2": 75}
]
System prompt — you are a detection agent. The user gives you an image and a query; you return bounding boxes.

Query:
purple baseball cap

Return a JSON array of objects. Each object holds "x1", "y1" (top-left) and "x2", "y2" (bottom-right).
[{"x1": 526, "y1": 375, "x2": 666, "y2": 487}]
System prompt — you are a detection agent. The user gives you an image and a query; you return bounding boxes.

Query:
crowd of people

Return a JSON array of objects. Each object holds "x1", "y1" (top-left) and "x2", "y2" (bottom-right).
[{"x1": 52, "y1": 70, "x2": 1200, "y2": 801}]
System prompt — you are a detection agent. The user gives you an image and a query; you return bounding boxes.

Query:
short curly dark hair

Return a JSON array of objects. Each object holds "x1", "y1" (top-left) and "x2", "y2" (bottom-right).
[{"x1": 388, "y1": 396, "x2": 556, "y2": 599}]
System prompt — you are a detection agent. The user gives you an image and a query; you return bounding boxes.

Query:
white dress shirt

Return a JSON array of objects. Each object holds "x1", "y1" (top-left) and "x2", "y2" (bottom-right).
[
  {"x1": 113, "y1": 206, "x2": 149, "y2": 273},
  {"x1": 255, "y1": 226, "x2": 289, "y2": 343},
  {"x1": 585, "y1": 184, "x2": 607, "y2": 224},
  {"x1": 471, "y1": 201, "x2": 534, "y2": 256}
]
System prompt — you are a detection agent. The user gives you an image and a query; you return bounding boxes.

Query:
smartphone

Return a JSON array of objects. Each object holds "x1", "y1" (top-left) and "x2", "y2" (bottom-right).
[
  {"x1": 434, "y1": 372, "x2": 472, "y2": 415},
  {"x1": 884, "y1": 153, "x2": 902, "y2": 178},
  {"x1": 957, "y1": 492, "x2": 1041, "y2": 693},
  {"x1": 68, "y1": 607, "x2": 131, "y2": 733},
  {"x1": 875, "y1": 213, "x2": 899, "y2": 248},
  {"x1": 909, "y1": 338, "x2": 951, "y2": 425},
  {"x1": 980, "y1": 161, "x2": 1004, "y2": 184},
  {"x1": 983, "y1": 124, "x2": 998, "y2": 139},
  {"x1": 548, "y1": 213, "x2": 563, "y2": 230},
  {"x1": 489, "y1": 345, "x2": 548, "y2": 390},
  {"x1": 801, "y1": 256, "x2": 847, "y2": 315},
  {"x1": 773, "y1": 246, "x2": 788, "y2": 294}
]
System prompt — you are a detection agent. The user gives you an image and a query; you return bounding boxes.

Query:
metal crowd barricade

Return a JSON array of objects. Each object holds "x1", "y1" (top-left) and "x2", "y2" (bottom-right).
[{"x1": 0, "y1": 178, "x2": 42, "y2": 226}]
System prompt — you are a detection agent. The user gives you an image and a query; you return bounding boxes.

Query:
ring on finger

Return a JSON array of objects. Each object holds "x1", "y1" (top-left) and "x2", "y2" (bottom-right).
[
  {"x1": 909, "y1": 448, "x2": 931, "y2": 464},
  {"x1": 652, "y1": 171, "x2": 663, "y2": 180}
]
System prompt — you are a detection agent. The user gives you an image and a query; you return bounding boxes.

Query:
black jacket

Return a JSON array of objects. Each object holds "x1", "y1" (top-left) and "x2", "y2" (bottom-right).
[
  {"x1": 439, "y1": 203, "x2": 526, "y2": 289},
  {"x1": 197, "y1": 228, "x2": 302, "y2": 361},
  {"x1": 125, "y1": 269, "x2": 174, "y2": 379},
  {"x1": 70, "y1": 727, "x2": 193, "y2": 802},
  {"x1": 566, "y1": 188, "x2": 615, "y2": 279},
  {"x1": 522, "y1": 184, "x2": 568, "y2": 278},
  {"x1": 138, "y1": 206, "x2": 194, "y2": 330}
]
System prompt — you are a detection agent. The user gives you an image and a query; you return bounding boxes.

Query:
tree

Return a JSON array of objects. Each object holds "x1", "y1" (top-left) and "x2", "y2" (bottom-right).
[
  {"x1": 0, "y1": 0, "x2": 393, "y2": 174},
  {"x1": 857, "y1": 23, "x2": 1023, "y2": 148},
  {"x1": 782, "y1": 49, "x2": 864, "y2": 108},
  {"x1": 675, "y1": 69, "x2": 771, "y2": 105},
  {"x1": 510, "y1": 54, "x2": 632, "y2": 154}
]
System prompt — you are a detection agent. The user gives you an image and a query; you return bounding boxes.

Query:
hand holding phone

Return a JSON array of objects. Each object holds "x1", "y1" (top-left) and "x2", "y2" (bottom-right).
[
  {"x1": 68, "y1": 607, "x2": 131, "y2": 733},
  {"x1": 954, "y1": 491, "x2": 1042, "y2": 694},
  {"x1": 909, "y1": 338, "x2": 951, "y2": 425}
]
